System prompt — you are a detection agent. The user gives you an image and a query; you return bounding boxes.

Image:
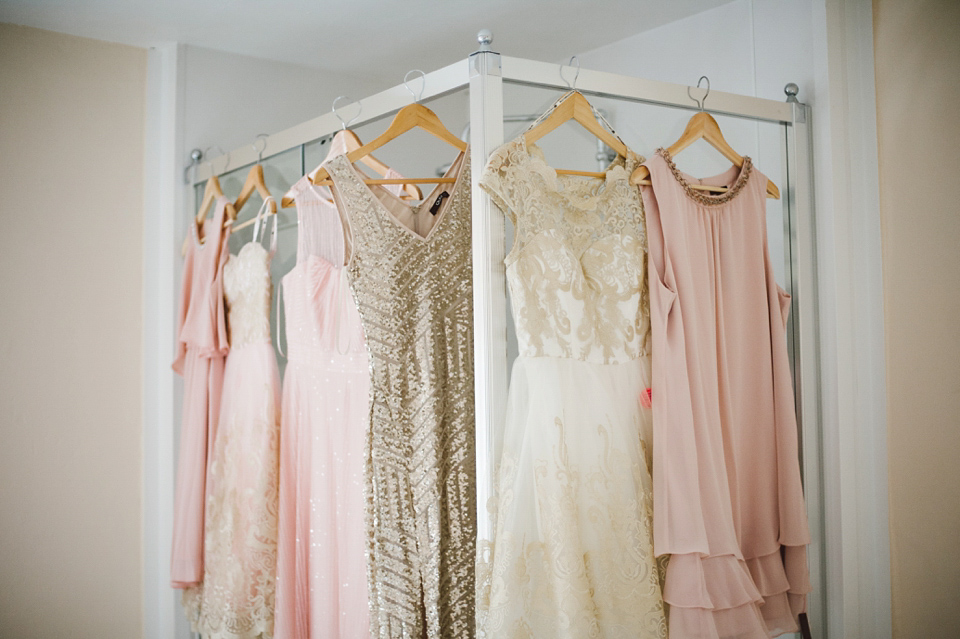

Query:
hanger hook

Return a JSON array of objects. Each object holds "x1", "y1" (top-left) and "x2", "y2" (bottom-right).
[
  {"x1": 332, "y1": 96, "x2": 362, "y2": 130},
  {"x1": 687, "y1": 75, "x2": 710, "y2": 111},
  {"x1": 252, "y1": 134, "x2": 268, "y2": 163},
  {"x1": 560, "y1": 55, "x2": 580, "y2": 90},
  {"x1": 204, "y1": 145, "x2": 229, "y2": 176},
  {"x1": 403, "y1": 69, "x2": 426, "y2": 103}
]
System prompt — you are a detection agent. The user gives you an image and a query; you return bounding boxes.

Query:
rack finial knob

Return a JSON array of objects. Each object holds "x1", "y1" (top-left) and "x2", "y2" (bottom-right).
[
  {"x1": 477, "y1": 29, "x2": 493, "y2": 50},
  {"x1": 784, "y1": 83, "x2": 800, "y2": 103}
]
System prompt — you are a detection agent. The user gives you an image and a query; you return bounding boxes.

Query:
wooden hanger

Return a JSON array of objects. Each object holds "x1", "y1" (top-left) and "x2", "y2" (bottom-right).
[
  {"x1": 235, "y1": 164, "x2": 276, "y2": 214},
  {"x1": 281, "y1": 129, "x2": 423, "y2": 207},
  {"x1": 523, "y1": 90, "x2": 630, "y2": 178},
  {"x1": 181, "y1": 176, "x2": 237, "y2": 255},
  {"x1": 331, "y1": 129, "x2": 423, "y2": 200},
  {"x1": 230, "y1": 164, "x2": 277, "y2": 233},
  {"x1": 630, "y1": 112, "x2": 780, "y2": 199},
  {"x1": 310, "y1": 103, "x2": 467, "y2": 188}
]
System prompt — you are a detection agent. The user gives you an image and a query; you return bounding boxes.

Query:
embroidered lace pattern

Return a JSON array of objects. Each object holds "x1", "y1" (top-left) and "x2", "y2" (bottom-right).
[
  {"x1": 480, "y1": 416, "x2": 667, "y2": 639},
  {"x1": 182, "y1": 239, "x2": 279, "y2": 639},
  {"x1": 223, "y1": 242, "x2": 273, "y2": 347},
  {"x1": 479, "y1": 137, "x2": 651, "y2": 365},
  {"x1": 477, "y1": 136, "x2": 666, "y2": 639}
]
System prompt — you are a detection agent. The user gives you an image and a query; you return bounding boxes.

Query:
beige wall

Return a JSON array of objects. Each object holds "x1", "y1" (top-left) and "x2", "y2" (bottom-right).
[
  {"x1": 0, "y1": 24, "x2": 145, "y2": 638},
  {"x1": 874, "y1": 1, "x2": 960, "y2": 636}
]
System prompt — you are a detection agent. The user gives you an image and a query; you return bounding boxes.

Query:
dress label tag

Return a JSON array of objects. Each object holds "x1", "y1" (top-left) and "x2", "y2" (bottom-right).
[{"x1": 428, "y1": 192, "x2": 450, "y2": 215}]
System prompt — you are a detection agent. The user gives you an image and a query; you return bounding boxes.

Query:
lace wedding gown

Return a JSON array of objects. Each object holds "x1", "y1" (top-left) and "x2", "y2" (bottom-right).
[
  {"x1": 477, "y1": 137, "x2": 667, "y2": 639},
  {"x1": 183, "y1": 207, "x2": 281, "y2": 639}
]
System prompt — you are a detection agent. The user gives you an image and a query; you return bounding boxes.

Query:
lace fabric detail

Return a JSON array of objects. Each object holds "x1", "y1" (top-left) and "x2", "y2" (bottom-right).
[
  {"x1": 224, "y1": 242, "x2": 272, "y2": 348},
  {"x1": 182, "y1": 393, "x2": 280, "y2": 639},
  {"x1": 480, "y1": 137, "x2": 650, "y2": 364},
  {"x1": 477, "y1": 415, "x2": 667, "y2": 639},
  {"x1": 183, "y1": 239, "x2": 280, "y2": 638},
  {"x1": 656, "y1": 147, "x2": 753, "y2": 206}
]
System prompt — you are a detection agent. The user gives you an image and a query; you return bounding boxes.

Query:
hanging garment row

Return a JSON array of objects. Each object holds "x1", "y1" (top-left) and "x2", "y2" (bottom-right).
[{"x1": 170, "y1": 86, "x2": 811, "y2": 639}]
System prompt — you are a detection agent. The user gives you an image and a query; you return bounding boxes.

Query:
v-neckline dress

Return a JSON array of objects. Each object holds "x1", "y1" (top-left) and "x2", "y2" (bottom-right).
[{"x1": 325, "y1": 148, "x2": 477, "y2": 639}]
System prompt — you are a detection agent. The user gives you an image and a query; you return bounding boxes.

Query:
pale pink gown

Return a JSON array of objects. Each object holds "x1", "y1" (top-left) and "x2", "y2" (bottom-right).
[
  {"x1": 183, "y1": 204, "x2": 282, "y2": 638},
  {"x1": 171, "y1": 196, "x2": 231, "y2": 588},
  {"x1": 275, "y1": 135, "x2": 406, "y2": 639},
  {"x1": 641, "y1": 149, "x2": 811, "y2": 639}
]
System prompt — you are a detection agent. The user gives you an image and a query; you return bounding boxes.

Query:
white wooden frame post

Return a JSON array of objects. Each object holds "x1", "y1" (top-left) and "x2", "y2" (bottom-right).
[{"x1": 167, "y1": 37, "x2": 840, "y2": 639}]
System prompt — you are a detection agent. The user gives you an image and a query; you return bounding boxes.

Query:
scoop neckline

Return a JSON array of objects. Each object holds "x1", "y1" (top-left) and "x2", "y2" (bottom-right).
[
  {"x1": 656, "y1": 147, "x2": 753, "y2": 207},
  {"x1": 519, "y1": 137, "x2": 637, "y2": 194}
]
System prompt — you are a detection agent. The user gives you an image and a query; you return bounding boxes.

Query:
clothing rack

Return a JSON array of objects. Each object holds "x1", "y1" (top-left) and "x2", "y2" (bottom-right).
[{"x1": 191, "y1": 31, "x2": 822, "y2": 636}]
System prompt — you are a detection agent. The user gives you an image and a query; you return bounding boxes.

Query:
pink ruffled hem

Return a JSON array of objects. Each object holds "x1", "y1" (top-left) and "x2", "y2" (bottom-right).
[{"x1": 664, "y1": 546, "x2": 811, "y2": 639}]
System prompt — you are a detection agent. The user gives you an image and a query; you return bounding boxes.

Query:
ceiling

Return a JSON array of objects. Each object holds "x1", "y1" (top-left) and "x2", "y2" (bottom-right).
[{"x1": 0, "y1": 0, "x2": 731, "y2": 81}]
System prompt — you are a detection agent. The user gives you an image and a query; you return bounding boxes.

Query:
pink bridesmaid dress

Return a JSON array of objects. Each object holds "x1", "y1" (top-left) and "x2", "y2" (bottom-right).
[
  {"x1": 171, "y1": 196, "x2": 231, "y2": 588},
  {"x1": 641, "y1": 149, "x2": 811, "y2": 639},
  {"x1": 183, "y1": 201, "x2": 282, "y2": 638},
  {"x1": 274, "y1": 133, "x2": 407, "y2": 639}
]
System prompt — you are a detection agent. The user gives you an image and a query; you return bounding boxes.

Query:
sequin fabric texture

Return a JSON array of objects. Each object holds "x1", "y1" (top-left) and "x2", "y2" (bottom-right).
[{"x1": 326, "y1": 150, "x2": 477, "y2": 639}]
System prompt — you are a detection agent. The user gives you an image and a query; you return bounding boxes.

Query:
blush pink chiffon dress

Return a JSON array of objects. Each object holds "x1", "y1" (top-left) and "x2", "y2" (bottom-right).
[
  {"x1": 641, "y1": 149, "x2": 811, "y2": 639},
  {"x1": 274, "y1": 134, "x2": 407, "y2": 639},
  {"x1": 171, "y1": 196, "x2": 231, "y2": 588}
]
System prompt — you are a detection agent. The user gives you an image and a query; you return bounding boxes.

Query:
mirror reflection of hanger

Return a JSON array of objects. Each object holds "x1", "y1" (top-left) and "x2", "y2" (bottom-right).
[
  {"x1": 630, "y1": 77, "x2": 780, "y2": 199},
  {"x1": 231, "y1": 136, "x2": 279, "y2": 234},
  {"x1": 522, "y1": 58, "x2": 630, "y2": 179},
  {"x1": 310, "y1": 71, "x2": 467, "y2": 189}
]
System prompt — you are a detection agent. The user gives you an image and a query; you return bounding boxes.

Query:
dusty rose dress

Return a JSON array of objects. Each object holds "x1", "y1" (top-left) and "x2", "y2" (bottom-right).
[
  {"x1": 274, "y1": 134, "x2": 406, "y2": 639},
  {"x1": 171, "y1": 195, "x2": 231, "y2": 588},
  {"x1": 641, "y1": 149, "x2": 811, "y2": 639}
]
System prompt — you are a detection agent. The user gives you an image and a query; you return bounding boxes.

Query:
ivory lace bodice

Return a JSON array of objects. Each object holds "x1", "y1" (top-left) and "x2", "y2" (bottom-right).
[
  {"x1": 224, "y1": 242, "x2": 272, "y2": 348},
  {"x1": 480, "y1": 137, "x2": 650, "y2": 364}
]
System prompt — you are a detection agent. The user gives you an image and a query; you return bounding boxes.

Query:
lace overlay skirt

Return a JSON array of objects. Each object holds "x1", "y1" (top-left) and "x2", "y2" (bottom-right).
[
  {"x1": 183, "y1": 342, "x2": 281, "y2": 639},
  {"x1": 477, "y1": 355, "x2": 667, "y2": 639}
]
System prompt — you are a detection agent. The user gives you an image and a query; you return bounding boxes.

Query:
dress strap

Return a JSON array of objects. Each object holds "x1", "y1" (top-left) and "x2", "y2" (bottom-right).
[
  {"x1": 275, "y1": 278, "x2": 285, "y2": 358},
  {"x1": 252, "y1": 196, "x2": 279, "y2": 259}
]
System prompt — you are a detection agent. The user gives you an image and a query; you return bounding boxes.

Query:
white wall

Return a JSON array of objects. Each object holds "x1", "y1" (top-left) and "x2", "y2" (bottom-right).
[
  {"x1": 0, "y1": 23, "x2": 146, "y2": 639},
  {"x1": 575, "y1": 0, "x2": 816, "y2": 288}
]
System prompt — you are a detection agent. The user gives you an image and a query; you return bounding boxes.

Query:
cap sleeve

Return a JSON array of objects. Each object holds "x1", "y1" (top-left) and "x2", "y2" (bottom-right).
[{"x1": 478, "y1": 139, "x2": 522, "y2": 226}]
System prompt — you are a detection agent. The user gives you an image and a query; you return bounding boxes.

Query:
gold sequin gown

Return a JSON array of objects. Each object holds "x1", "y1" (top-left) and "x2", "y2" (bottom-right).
[{"x1": 325, "y1": 150, "x2": 476, "y2": 639}]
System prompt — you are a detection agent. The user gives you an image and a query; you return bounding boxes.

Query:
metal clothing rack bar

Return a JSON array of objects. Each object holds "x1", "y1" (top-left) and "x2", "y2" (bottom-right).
[
  {"x1": 192, "y1": 58, "x2": 471, "y2": 183},
  {"x1": 187, "y1": 30, "x2": 823, "y2": 637}
]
